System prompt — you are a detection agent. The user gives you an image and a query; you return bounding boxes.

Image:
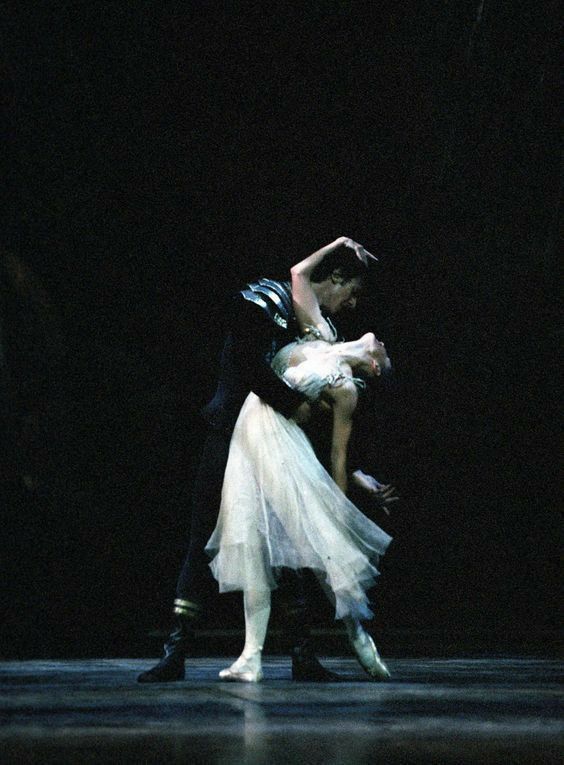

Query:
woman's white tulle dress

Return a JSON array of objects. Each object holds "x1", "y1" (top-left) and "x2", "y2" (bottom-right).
[{"x1": 205, "y1": 340, "x2": 392, "y2": 621}]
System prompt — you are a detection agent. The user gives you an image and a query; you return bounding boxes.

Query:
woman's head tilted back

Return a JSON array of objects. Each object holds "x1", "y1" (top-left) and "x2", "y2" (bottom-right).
[{"x1": 356, "y1": 332, "x2": 391, "y2": 379}]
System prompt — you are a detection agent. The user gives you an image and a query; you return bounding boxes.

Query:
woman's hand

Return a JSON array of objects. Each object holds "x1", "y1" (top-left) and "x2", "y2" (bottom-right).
[
  {"x1": 351, "y1": 470, "x2": 399, "y2": 515},
  {"x1": 342, "y1": 238, "x2": 378, "y2": 266}
]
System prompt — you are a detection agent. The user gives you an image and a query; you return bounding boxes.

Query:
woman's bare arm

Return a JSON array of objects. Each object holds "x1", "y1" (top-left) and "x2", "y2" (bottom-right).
[
  {"x1": 290, "y1": 237, "x2": 347, "y2": 340},
  {"x1": 290, "y1": 237, "x2": 375, "y2": 340},
  {"x1": 328, "y1": 381, "x2": 358, "y2": 493}
]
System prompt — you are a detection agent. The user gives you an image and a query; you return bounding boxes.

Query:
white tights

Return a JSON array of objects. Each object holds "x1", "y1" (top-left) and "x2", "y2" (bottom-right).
[
  {"x1": 223, "y1": 592, "x2": 389, "y2": 681},
  {"x1": 241, "y1": 589, "x2": 271, "y2": 659},
  {"x1": 220, "y1": 589, "x2": 271, "y2": 680}
]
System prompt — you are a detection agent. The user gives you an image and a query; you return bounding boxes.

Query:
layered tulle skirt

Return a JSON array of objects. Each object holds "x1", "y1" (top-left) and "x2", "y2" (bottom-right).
[{"x1": 205, "y1": 393, "x2": 392, "y2": 621}]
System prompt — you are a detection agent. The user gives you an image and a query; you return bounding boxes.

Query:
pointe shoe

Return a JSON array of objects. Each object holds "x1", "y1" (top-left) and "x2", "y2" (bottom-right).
[
  {"x1": 219, "y1": 654, "x2": 263, "y2": 683},
  {"x1": 347, "y1": 626, "x2": 391, "y2": 680}
]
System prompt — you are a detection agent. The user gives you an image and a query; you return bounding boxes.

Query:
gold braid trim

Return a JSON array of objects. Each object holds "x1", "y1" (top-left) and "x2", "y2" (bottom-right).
[{"x1": 173, "y1": 598, "x2": 202, "y2": 617}]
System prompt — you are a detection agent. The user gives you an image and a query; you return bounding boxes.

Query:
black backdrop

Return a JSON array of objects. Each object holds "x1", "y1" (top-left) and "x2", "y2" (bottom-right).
[{"x1": 1, "y1": 2, "x2": 560, "y2": 656}]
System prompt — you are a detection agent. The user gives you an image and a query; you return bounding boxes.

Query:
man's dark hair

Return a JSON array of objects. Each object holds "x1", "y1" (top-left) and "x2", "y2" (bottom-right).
[{"x1": 310, "y1": 244, "x2": 371, "y2": 283}]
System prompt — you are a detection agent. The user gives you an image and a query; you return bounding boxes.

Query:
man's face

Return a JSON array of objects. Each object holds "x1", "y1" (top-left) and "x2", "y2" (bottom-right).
[{"x1": 322, "y1": 276, "x2": 364, "y2": 315}]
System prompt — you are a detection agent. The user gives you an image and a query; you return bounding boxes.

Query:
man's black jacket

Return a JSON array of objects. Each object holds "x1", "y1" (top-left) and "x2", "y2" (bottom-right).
[{"x1": 202, "y1": 279, "x2": 307, "y2": 434}]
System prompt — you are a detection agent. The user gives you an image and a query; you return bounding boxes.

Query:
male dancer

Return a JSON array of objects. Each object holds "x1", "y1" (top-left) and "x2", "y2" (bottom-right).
[{"x1": 138, "y1": 237, "x2": 381, "y2": 683}]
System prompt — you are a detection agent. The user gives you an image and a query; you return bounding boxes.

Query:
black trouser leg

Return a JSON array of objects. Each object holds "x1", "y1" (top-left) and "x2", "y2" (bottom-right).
[
  {"x1": 137, "y1": 427, "x2": 231, "y2": 683},
  {"x1": 174, "y1": 427, "x2": 231, "y2": 606}
]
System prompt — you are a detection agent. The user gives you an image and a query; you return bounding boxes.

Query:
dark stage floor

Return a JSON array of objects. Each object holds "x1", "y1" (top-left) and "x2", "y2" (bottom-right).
[{"x1": 0, "y1": 657, "x2": 561, "y2": 764}]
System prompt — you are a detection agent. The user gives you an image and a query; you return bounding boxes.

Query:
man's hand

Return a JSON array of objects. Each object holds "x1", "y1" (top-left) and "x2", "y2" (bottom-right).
[
  {"x1": 351, "y1": 469, "x2": 399, "y2": 515},
  {"x1": 291, "y1": 400, "x2": 312, "y2": 426},
  {"x1": 315, "y1": 397, "x2": 332, "y2": 414}
]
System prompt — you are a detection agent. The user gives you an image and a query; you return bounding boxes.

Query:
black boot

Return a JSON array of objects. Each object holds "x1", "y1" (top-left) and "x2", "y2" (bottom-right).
[
  {"x1": 291, "y1": 639, "x2": 341, "y2": 682},
  {"x1": 137, "y1": 604, "x2": 197, "y2": 683},
  {"x1": 282, "y1": 590, "x2": 341, "y2": 682}
]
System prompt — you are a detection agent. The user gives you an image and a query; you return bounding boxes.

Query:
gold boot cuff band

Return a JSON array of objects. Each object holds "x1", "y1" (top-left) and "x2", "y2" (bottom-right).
[{"x1": 173, "y1": 598, "x2": 201, "y2": 617}]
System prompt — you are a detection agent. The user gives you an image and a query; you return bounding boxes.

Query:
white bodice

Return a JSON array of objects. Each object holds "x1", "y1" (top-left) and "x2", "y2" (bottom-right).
[{"x1": 272, "y1": 338, "x2": 363, "y2": 401}]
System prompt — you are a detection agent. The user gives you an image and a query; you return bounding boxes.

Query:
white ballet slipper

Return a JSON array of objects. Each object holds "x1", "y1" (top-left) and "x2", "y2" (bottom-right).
[{"x1": 219, "y1": 653, "x2": 263, "y2": 683}]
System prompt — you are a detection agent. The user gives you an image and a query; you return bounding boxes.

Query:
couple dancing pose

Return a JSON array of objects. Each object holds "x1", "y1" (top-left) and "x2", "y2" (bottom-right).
[{"x1": 138, "y1": 236, "x2": 397, "y2": 684}]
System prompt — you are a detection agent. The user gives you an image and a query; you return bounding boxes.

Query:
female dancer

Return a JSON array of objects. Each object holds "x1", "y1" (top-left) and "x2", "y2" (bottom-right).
[{"x1": 206, "y1": 238, "x2": 393, "y2": 682}]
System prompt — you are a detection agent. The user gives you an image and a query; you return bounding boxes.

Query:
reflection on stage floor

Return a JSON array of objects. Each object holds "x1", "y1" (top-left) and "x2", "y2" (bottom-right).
[{"x1": 0, "y1": 657, "x2": 561, "y2": 763}]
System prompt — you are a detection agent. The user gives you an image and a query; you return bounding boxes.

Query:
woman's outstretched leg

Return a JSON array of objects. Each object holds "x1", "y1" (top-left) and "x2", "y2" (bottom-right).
[
  {"x1": 219, "y1": 589, "x2": 271, "y2": 682},
  {"x1": 343, "y1": 616, "x2": 390, "y2": 680}
]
